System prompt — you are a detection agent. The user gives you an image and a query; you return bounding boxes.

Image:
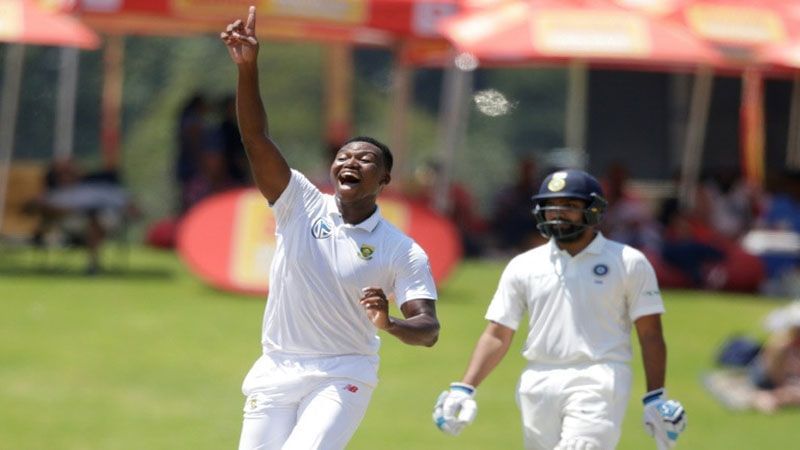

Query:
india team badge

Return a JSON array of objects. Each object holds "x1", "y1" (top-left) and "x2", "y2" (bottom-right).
[
  {"x1": 547, "y1": 171, "x2": 567, "y2": 192},
  {"x1": 358, "y1": 244, "x2": 375, "y2": 260},
  {"x1": 311, "y1": 217, "x2": 333, "y2": 239},
  {"x1": 593, "y1": 263, "x2": 609, "y2": 276}
]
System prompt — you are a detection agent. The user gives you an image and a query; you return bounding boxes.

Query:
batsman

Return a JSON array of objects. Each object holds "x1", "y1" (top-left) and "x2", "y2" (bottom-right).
[{"x1": 433, "y1": 169, "x2": 686, "y2": 450}]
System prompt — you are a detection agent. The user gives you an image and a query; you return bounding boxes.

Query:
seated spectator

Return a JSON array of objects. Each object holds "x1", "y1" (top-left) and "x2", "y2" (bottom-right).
[
  {"x1": 600, "y1": 163, "x2": 661, "y2": 254},
  {"x1": 653, "y1": 195, "x2": 764, "y2": 292},
  {"x1": 698, "y1": 168, "x2": 762, "y2": 241},
  {"x1": 27, "y1": 158, "x2": 137, "y2": 274},
  {"x1": 656, "y1": 197, "x2": 725, "y2": 288},
  {"x1": 749, "y1": 302, "x2": 800, "y2": 413},
  {"x1": 751, "y1": 170, "x2": 800, "y2": 291}
]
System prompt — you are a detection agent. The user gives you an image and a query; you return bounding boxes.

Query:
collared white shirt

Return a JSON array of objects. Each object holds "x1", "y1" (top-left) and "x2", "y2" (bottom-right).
[
  {"x1": 262, "y1": 170, "x2": 437, "y2": 359},
  {"x1": 486, "y1": 232, "x2": 664, "y2": 365}
]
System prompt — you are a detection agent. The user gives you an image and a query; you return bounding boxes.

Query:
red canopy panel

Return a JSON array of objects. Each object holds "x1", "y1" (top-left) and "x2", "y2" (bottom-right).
[
  {"x1": 0, "y1": 0, "x2": 99, "y2": 48},
  {"x1": 62, "y1": 0, "x2": 459, "y2": 44},
  {"x1": 439, "y1": 0, "x2": 726, "y2": 71}
]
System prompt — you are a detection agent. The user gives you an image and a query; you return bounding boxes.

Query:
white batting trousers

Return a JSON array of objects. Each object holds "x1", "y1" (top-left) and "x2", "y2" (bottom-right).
[
  {"x1": 238, "y1": 355, "x2": 374, "y2": 450},
  {"x1": 516, "y1": 362, "x2": 632, "y2": 450}
]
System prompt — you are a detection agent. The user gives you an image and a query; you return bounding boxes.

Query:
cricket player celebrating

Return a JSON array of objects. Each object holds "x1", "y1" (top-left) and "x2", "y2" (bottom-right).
[
  {"x1": 433, "y1": 169, "x2": 686, "y2": 450},
  {"x1": 221, "y1": 7, "x2": 440, "y2": 450}
]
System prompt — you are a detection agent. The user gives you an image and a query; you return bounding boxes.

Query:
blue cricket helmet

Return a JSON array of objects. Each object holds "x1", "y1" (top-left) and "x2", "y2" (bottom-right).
[{"x1": 531, "y1": 169, "x2": 608, "y2": 240}]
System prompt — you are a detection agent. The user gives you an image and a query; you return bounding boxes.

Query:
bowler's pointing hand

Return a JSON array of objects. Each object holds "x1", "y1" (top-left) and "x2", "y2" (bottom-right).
[
  {"x1": 220, "y1": 5, "x2": 258, "y2": 64},
  {"x1": 360, "y1": 287, "x2": 392, "y2": 330}
]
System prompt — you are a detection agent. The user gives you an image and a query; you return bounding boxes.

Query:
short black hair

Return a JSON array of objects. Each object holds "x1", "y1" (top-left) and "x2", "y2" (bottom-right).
[{"x1": 342, "y1": 136, "x2": 393, "y2": 174}]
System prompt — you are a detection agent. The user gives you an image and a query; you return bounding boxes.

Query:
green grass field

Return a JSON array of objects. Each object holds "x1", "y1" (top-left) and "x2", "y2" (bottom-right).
[{"x1": 1, "y1": 246, "x2": 798, "y2": 449}]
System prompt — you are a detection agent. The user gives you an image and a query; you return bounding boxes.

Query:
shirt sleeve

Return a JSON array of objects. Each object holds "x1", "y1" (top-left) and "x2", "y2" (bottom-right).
[
  {"x1": 392, "y1": 241, "x2": 437, "y2": 307},
  {"x1": 485, "y1": 258, "x2": 527, "y2": 330},
  {"x1": 270, "y1": 169, "x2": 324, "y2": 228},
  {"x1": 625, "y1": 249, "x2": 666, "y2": 321}
]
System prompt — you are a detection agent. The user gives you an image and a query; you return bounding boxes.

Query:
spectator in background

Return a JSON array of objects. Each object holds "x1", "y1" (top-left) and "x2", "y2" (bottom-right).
[
  {"x1": 28, "y1": 158, "x2": 136, "y2": 274},
  {"x1": 750, "y1": 302, "x2": 800, "y2": 413},
  {"x1": 218, "y1": 94, "x2": 251, "y2": 186},
  {"x1": 181, "y1": 148, "x2": 239, "y2": 211},
  {"x1": 489, "y1": 157, "x2": 543, "y2": 254},
  {"x1": 758, "y1": 170, "x2": 800, "y2": 234},
  {"x1": 408, "y1": 160, "x2": 488, "y2": 257},
  {"x1": 697, "y1": 168, "x2": 761, "y2": 241},
  {"x1": 750, "y1": 170, "x2": 800, "y2": 294},
  {"x1": 175, "y1": 93, "x2": 212, "y2": 213},
  {"x1": 600, "y1": 163, "x2": 661, "y2": 254},
  {"x1": 656, "y1": 196, "x2": 726, "y2": 288}
]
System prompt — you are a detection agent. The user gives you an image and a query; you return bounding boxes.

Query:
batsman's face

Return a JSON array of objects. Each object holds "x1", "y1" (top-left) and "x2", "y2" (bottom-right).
[
  {"x1": 544, "y1": 198, "x2": 586, "y2": 223},
  {"x1": 543, "y1": 197, "x2": 586, "y2": 228},
  {"x1": 330, "y1": 141, "x2": 390, "y2": 203}
]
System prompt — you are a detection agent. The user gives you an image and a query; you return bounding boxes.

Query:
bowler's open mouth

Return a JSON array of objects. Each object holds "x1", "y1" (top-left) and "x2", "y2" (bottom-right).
[{"x1": 339, "y1": 172, "x2": 361, "y2": 187}]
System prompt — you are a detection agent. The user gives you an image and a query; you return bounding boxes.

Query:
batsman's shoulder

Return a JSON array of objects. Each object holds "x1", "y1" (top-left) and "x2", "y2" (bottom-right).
[{"x1": 511, "y1": 244, "x2": 548, "y2": 264}]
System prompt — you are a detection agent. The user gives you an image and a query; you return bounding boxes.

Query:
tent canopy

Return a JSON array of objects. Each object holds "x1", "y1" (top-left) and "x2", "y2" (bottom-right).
[{"x1": 63, "y1": 0, "x2": 458, "y2": 45}]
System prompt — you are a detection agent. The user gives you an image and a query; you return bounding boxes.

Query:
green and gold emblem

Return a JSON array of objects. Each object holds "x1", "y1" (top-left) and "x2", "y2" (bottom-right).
[{"x1": 358, "y1": 244, "x2": 375, "y2": 260}]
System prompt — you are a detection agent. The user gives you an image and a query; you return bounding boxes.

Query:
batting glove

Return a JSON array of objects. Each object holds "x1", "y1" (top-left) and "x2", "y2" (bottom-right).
[
  {"x1": 432, "y1": 382, "x2": 478, "y2": 436},
  {"x1": 642, "y1": 388, "x2": 687, "y2": 450}
]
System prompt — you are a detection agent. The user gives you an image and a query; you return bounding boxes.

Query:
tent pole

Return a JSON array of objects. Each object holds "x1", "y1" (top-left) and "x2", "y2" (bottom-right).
[
  {"x1": 678, "y1": 66, "x2": 713, "y2": 209},
  {"x1": 54, "y1": 47, "x2": 80, "y2": 160},
  {"x1": 0, "y1": 44, "x2": 26, "y2": 234},
  {"x1": 389, "y1": 48, "x2": 412, "y2": 188},
  {"x1": 323, "y1": 42, "x2": 353, "y2": 163},
  {"x1": 101, "y1": 35, "x2": 125, "y2": 171},
  {"x1": 565, "y1": 61, "x2": 587, "y2": 153},
  {"x1": 740, "y1": 68, "x2": 765, "y2": 187},
  {"x1": 434, "y1": 62, "x2": 473, "y2": 213}
]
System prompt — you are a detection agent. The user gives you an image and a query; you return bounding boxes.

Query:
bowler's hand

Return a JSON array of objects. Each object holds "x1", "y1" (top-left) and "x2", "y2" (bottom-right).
[
  {"x1": 360, "y1": 287, "x2": 391, "y2": 330},
  {"x1": 220, "y1": 5, "x2": 258, "y2": 64}
]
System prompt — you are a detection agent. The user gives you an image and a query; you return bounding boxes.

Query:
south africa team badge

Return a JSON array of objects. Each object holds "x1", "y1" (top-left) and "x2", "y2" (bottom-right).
[{"x1": 358, "y1": 244, "x2": 375, "y2": 260}]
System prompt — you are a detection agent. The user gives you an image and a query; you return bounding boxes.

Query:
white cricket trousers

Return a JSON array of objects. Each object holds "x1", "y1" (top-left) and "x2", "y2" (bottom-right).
[
  {"x1": 516, "y1": 362, "x2": 632, "y2": 450},
  {"x1": 238, "y1": 354, "x2": 375, "y2": 450}
]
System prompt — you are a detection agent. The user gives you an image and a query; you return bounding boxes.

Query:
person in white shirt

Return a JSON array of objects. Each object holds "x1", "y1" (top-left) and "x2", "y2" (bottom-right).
[
  {"x1": 221, "y1": 8, "x2": 439, "y2": 450},
  {"x1": 433, "y1": 169, "x2": 686, "y2": 450}
]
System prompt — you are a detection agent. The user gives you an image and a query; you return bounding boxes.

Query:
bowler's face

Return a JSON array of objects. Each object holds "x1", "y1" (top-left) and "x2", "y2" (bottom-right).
[{"x1": 330, "y1": 141, "x2": 389, "y2": 202}]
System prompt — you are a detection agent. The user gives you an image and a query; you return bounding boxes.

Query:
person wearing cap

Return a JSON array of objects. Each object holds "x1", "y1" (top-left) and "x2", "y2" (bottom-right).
[
  {"x1": 221, "y1": 7, "x2": 440, "y2": 450},
  {"x1": 749, "y1": 302, "x2": 800, "y2": 413},
  {"x1": 433, "y1": 169, "x2": 686, "y2": 449}
]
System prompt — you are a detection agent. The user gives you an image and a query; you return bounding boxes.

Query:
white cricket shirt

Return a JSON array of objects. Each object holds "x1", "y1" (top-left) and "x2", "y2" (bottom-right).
[
  {"x1": 486, "y1": 233, "x2": 664, "y2": 365},
  {"x1": 261, "y1": 170, "x2": 437, "y2": 359}
]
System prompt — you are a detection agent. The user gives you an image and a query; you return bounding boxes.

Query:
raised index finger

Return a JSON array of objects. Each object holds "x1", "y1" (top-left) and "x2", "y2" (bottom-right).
[{"x1": 246, "y1": 5, "x2": 256, "y2": 35}]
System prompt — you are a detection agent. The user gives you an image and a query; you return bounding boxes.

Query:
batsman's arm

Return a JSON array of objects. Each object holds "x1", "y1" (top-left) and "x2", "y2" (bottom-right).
[
  {"x1": 460, "y1": 321, "x2": 515, "y2": 387},
  {"x1": 635, "y1": 314, "x2": 667, "y2": 391}
]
